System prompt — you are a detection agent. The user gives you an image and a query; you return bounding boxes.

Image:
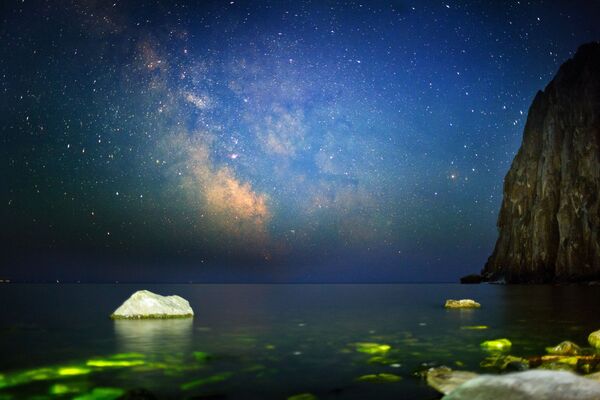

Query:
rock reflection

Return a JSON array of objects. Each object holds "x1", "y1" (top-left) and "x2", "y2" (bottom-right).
[{"x1": 114, "y1": 318, "x2": 193, "y2": 354}]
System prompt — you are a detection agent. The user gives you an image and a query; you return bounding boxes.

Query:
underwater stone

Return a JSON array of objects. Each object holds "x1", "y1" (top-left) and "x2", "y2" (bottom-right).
[
  {"x1": 356, "y1": 373, "x2": 402, "y2": 383},
  {"x1": 480, "y1": 354, "x2": 528, "y2": 371},
  {"x1": 73, "y1": 387, "x2": 125, "y2": 400},
  {"x1": 287, "y1": 393, "x2": 318, "y2": 400},
  {"x1": 426, "y1": 367, "x2": 479, "y2": 395},
  {"x1": 442, "y1": 370, "x2": 600, "y2": 400},
  {"x1": 444, "y1": 299, "x2": 481, "y2": 309},
  {"x1": 546, "y1": 341, "x2": 581, "y2": 355},
  {"x1": 110, "y1": 290, "x2": 194, "y2": 319},
  {"x1": 354, "y1": 342, "x2": 391, "y2": 355},
  {"x1": 588, "y1": 330, "x2": 600, "y2": 348},
  {"x1": 480, "y1": 339, "x2": 512, "y2": 352}
]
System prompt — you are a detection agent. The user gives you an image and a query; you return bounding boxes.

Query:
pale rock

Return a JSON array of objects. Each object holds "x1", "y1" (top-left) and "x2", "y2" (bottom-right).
[
  {"x1": 443, "y1": 370, "x2": 600, "y2": 400},
  {"x1": 426, "y1": 367, "x2": 479, "y2": 395},
  {"x1": 444, "y1": 299, "x2": 481, "y2": 309},
  {"x1": 111, "y1": 290, "x2": 194, "y2": 319}
]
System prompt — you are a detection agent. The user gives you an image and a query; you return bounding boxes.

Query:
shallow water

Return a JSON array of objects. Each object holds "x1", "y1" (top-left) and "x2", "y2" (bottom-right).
[{"x1": 0, "y1": 284, "x2": 599, "y2": 399}]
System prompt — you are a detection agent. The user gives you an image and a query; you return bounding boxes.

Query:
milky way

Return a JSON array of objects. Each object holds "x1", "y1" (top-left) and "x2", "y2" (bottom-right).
[{"x1": 1, "y1": 1, "x2": 599, "y2": 282}]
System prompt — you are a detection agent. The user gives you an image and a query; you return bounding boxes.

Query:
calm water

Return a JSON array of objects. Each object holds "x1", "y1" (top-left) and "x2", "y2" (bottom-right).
[{"x1": 1, "y1": 284, "x2": 599, "y2": 399}]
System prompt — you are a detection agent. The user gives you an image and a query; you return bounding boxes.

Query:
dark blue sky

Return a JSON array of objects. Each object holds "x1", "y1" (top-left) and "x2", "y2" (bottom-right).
[{"x1": 1, "y1": 0, "x2": 599, "y2": 282}]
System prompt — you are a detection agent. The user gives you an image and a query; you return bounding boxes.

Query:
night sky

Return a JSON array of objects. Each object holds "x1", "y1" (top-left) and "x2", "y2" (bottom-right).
[{"x1": 1, "y1": 1, "x2": 599, "y2": 282}]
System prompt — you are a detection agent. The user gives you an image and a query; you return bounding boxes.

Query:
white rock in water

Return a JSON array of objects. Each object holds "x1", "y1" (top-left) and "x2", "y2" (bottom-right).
[
  {"x1": 111, "y1": 290, "x2": 194, "y2": 319},
  {"x1": 443, "y1": 370, "x2": 600, "y2": 400},
  {"x1": 427, "y1": 367, "x2": 479, "y2": 395},
  {"x1": 444, "y1": 299, "x2": 481, "y2": 308}
]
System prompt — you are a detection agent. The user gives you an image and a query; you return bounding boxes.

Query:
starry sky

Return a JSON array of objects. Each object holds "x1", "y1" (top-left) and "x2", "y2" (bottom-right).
[{"x1": 1, "y1": 0, "x2": 599, "y2": 282}]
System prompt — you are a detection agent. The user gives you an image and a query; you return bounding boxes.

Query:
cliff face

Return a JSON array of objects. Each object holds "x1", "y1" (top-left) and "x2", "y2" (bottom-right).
[{"x1": 484, "y1": 42, "x2": 600, "y2": 283}]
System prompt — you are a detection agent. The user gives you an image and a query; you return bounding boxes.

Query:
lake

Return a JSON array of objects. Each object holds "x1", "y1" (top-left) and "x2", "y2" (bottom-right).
[{"x1": 0, "y1": 284, "x2": 599, "y2": 399}]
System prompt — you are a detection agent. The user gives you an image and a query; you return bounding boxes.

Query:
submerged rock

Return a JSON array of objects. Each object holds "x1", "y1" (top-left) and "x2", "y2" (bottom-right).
[
  {"x1": 287, "y1": 394, "x2": 317, "y2": 400},
  {"x1": 426, "y1": 367, "x2": 478, "y2": 395},
  {"x1": 443, "y1": 370, "x2": 600, "y2": 400},
  {"x1": 483, "y1": 42, "x2": 600, "y2": 283},
  {"x1": 480, "y1": 354, "x2": 529, "y2": 371},
  {"x1": 354, "y1": 342, "x2": 391, "y2": 355},
  {"x1": 480, "y1": 339, "x2": 512, "y2": 352},
  {"x1": 111, "y1": 290, "x2": 194, "y2": 319},
  {"x1": 444, "y1": 299, "x2": 481, "y2": 309},
  {"x1": 546, "y1": 341, "x2": 581, "y2": 356},
  {"x1": 356, "y1": 373, "x2": 401, "y2": 383},
  {"x1": 589, "y1": 330, "x2": 600, "y2": 348}
]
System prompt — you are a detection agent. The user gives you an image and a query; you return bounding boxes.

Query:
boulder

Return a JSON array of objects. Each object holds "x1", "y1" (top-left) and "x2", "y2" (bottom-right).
[
  {"x1": 444, "y1": 299, "x2": 481, "y2": 309},
  {"x1": 111, "y1": 290, "x2": 194, "y2": 319},
  {"x1": 545, "y1": 341, "x2": 581, "y2": 355},
  {"x1": 443, "y1": 370, "x2": 600, "y2": 400},
  {"x1": 426, "y1": 367, "x2": 479, "y2": 394},
  {"x1": 589, "y1": 330, "x2": 600, "y2": 348}
]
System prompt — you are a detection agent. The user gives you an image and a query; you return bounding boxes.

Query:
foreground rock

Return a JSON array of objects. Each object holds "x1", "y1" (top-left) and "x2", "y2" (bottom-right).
[
  {"x1": 483, "y1": 42, "x2": 600, "y2": 283},
  {"x1": 589, "y1": 330, "x2": 600, "y2": 348},
  {"x1": 545, "y1": 341, "x2": 581, "y2": 355},
  {"x1": 445, "y1": 299, "x2": 481, "y2": 309},
  {"x1": 443, "y1": 370, "x2": 600, "y2": 400},
  {"x1": 426, "y1": 367, "x2": 479, "y2": 395},
  {"x1": 111, "y1": 290, "x2": 194, "y2": 319}
]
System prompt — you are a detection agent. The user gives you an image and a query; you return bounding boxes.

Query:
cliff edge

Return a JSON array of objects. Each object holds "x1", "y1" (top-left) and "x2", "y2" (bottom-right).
[{"x1": 483, "y1": 42, "x2": 600, "y2": 283}]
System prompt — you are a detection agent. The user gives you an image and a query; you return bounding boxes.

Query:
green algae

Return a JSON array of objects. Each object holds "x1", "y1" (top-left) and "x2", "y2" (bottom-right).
[
  {"x1": 480, "y1": 338, "x2": 512, "y2": 352},
  {"x1": 86, "y1": 359, "x2": 145, "y2": 368},
  {"x1": 287, "y1": 393, "x2": 318, "y2": 400},
  {"x1": 72, "y1": 387, "x2": 125, "y2": 400},
  {"x1": 180, "y1": 372, "x2": 233, "y2": 391},
  {"x1": 49, "y1": 382, "x2": 89, "y2": 395},
  {"x1": 193, "y1": 351, "x2": 211, "y2": 362},
  {"x1": 367, "y1": 356, "x2": 399, "y2": 365},
  {"x1": 354, "y1": 342, "x2": 391, "y2": 355},
  {"x1": 461, "y1": 325, "x2": 489, "y2": 330},
  {"x1": 108, "y1": 353, "x2": 145, "y2": 360},
  {"x1": 57, "y1": 367, "x2": 91, "y2": 376},
  {"x1": 357, "y1": 373, "x2": 402, "y2": 383}
]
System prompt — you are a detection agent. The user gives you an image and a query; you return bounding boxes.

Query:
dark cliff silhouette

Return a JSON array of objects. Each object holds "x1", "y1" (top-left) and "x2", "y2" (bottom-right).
[{"x1": 483, "y1": 42, "x2": 600, "y2": 283}]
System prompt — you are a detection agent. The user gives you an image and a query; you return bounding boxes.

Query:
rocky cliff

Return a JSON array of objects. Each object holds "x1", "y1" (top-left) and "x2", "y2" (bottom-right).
[{"x1": 483, "y1": 42, "x2": 600, "y2": 283}]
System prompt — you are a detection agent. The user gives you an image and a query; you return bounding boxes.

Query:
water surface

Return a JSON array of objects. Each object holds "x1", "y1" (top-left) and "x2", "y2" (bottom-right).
[{"x1": 0, "y1": 284, "x2": 599, "y2": 399}]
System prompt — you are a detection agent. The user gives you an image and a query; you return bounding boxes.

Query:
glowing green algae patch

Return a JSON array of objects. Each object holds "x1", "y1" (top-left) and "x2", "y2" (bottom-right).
[
  {"x1": 72, "y1": 387, "x2": 125, "y2": 400},
  {"x1": 57, "y1": 367, "x2": 91, "y2": 376},
  {"x1": 354, "y1": 342, "x2": 391, "y2": 355},
  {"x1": 287, "y1": 393, "x2": 318, "y2": 400},
  {"x1": 480, "y1": 338, "x2": 512, "y2": 352},
  {"x1": 357, "y1": 373, "x2": 402, "y2": 383},
  {"x1": 193, "y1": 351, "x2": 211, "y2": 362},
  {"x1": 180, "y1": 372, "x2": 232, "y2": 391},
  {"x1": 86, "y1": 359, "x2": 145, "y2": 368},
  {"x1": 49, "y1": 382, "x2": 89, "y2": 395}
]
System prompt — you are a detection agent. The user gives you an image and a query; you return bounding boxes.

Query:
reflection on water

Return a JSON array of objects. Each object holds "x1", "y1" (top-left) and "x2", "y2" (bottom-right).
[
  {"x1": 114, "y1": 318, "x2": 193, "y2": 354},
  {"x1": 1, "y1": 284, "x2": 600, "y2": 399}
]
